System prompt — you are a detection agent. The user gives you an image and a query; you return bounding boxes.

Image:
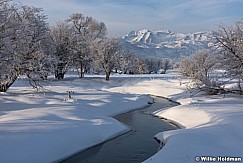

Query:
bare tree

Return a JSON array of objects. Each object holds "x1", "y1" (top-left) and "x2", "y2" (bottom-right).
[
  {"x1": 17, "y1": 6, "x2": 54, "y2": 88},
  {"x1": 66, "y1": 13, "x2": 107, "y2": 78},
  {"x1": 116, "y1": 50, "x2": 133, "y2": 74},
  {"x1": 93, "y1": 37, "x2": 119, "y2": 81},
  {"x1": 130, "y1": 57, "x2": 148, "y2": 74},
  {"x1": 0, "y1": 2, "x2": 53, "y2": 91},
  {"x1": 0, "y1": 0, "x2": 17, "y2": 92},
  {"x1": 180, "y1": 49, "x2": 224, "y2": 95},
  {"x1": 160, "y1": 59, "x2": 172, "y2": 74},
  {"x1": 114, "y1": 49, "x2": 148, "y2": 75},
  {"x1": 215, "y1": 20, "x2": 243, "y2": 92},
  {"x1": 144, "y1": 58, "x2": 161, "y2": 73},
  {"x1": 51, "y1": 22, "x2": 74, "y2": 79},
  {"x1": 144, "y1": 57, "x2": 172, "y2": 74}
]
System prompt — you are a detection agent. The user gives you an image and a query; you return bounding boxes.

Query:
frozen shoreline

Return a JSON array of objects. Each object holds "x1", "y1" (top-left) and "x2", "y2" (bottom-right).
[
  {"x1": 57, "y1": 100, "x2": 155, "y2": 162},
  {"x1": 105, "y1": 73, "x2": 243, "y2": 163},
  {"x1": 60, "y1": 95, "x2": 179, "y2": 163},
  {"x1": 143, "y1": 95, "x2": 243, "y2": 162},
  {"x1": 55, "y1": 128, "x2": 131, "y2": 162},
  {"x1": 158, "y1": 117, "x2": 186, "y2": 129}
]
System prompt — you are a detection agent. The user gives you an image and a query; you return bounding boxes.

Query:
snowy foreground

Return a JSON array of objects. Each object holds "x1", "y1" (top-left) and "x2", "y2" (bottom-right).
[{"x1": 0, "y1": 72, "x2": 243, "y2": 162}]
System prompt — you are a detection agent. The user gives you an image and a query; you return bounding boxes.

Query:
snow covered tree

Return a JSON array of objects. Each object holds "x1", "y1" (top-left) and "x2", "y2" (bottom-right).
[
  {"x1": 144, "y1": 58, "x2": 161, "y2": 73},
  {"x1": 93, "y1": 37, "x2": 119, "y2": 81},
  {"x1": 180, "y1": 49, "x2": 223, "y2": 95},
  {"x1": 144, "y1": 57, "x2": 172, "y2": 74},
  {"x1": 0, "y1": 1, "x2": 53, "y2": 91},
  {"x1": 17, "y1": 6, "x2": 54, "y2": 87},
  {"x1": 143, "y1": 57, "x2": 172, "y2": 74},
  {"x1": 160, "y1": 59, "x2": 172, "y2": 74},
  {"x1": 116, "y1": 50, "x2": 133, "y2": 74},
  {"x1": 130, "y1": 57, "x2": 148, "y2": 74},
  {"x1": 66, "y1": 13, "x2": 107, "y2": 78},
  {"x1": 0, "y1": 0, "x2": 16, "y2": 92},
  {"x1": 113, "y1": 49, "x2": 148, "y2": 75},
  {"x1": 51, "y1": 22, "x2": 74, "y2": 79},
  {"x1": 215, "y1": 20, "x2": 243, "y2": 92}
]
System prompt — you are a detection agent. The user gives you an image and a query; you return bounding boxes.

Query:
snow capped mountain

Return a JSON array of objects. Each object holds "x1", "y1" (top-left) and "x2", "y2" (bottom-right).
[
  {"x1": 124, "y1": 29, "x2": 174, "y2": 45},
  {"x1": 121, "y1": 29, "x2": 216, "y2": 60}
]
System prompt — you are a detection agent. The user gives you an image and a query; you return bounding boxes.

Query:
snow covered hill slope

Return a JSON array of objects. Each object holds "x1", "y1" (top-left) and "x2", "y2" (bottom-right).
[{"x1": 121, "y1": 29, "x2": 217, "y2": 59}]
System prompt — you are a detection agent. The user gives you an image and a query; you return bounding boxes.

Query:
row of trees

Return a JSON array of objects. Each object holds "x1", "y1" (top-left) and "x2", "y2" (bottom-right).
[
  {"x1": 180, "y1": 20, "x2": 243, "y2": 95},
  {"x1": 50, "y1": 15, "x2": 172, "y2": 81},
  {"x1": 0, "y1": 0, "x2": 172, "y2": 92}
]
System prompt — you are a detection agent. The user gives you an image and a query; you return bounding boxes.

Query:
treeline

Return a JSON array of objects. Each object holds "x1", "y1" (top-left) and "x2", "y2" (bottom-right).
[
  {"x1": 0, "y1": 0, "x2": 172, "y2": 92},
  {"x1": 180, "y1": 20, "x2": 243, "y2": 95}
]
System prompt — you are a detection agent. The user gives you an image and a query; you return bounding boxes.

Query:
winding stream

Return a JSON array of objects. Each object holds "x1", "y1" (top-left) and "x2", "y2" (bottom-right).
[{"x1": 61, "y1": 96, "x2": 179, "y2": 163}]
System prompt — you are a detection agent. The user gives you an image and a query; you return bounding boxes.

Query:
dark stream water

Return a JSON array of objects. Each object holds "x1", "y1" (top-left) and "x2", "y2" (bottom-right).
[{"x1": 61, "y1": 96, "x2": 179, "y2": 163}]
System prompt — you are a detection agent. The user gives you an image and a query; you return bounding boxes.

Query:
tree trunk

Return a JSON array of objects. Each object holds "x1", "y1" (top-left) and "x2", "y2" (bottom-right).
[
  {"x1": 0, "y1": 75, "x2": 18, "y2": 92},
  {"x1": 55, "y1": 70, "x2": 64, "y2": 80},
  {"x1": 79, "y1": 61, "x2": 84, "y2": 78},
  {"x1": 105, "y1": 71, "x2": 110, "y2": 81},
  {"x1": 0, "y1": 84, "x2": 8, "y2": 92},
  {"x1": 238, "y1": 78, "x2": 242, "y2": 93},
  {"x1": 55, "y1": 64, "x2": 65, "y2": 80}
]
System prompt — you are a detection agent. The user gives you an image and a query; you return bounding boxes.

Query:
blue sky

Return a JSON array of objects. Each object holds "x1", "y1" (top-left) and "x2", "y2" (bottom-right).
[{"x1": 16, "y1": 0, "x2": 243, "y2": 36}]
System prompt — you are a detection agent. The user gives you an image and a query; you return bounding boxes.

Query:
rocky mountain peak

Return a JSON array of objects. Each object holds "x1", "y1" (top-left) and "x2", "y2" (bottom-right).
[{"x1": 121, "y1": 29, "x2": 217, "y2": 60}]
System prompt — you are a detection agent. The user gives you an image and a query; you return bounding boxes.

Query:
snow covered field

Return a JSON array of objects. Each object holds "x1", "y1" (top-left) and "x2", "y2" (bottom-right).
[
  {"x1": 0, "y1": 75, "x2": 152, "y2": 162},
  {"x1": 0, "y1": 71, "x2": 243, "y2": 163}
]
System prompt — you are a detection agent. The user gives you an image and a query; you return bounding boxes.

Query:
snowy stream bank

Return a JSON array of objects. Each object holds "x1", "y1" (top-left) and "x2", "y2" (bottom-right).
[
  {"x1": 60, "y1": 96, "x2": 179, "y2": 163},
  {"x1": 1, "y1": 73, "x2": 243, "y2": 163}
]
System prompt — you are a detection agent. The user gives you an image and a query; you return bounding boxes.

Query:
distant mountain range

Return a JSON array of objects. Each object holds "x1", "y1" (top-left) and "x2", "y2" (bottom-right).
[{"x1": 121, "y1": 29, "x2": 217, "y2": 60}]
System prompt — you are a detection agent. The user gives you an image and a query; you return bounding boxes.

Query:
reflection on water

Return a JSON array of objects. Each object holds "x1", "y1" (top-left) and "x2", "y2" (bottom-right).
[{"x1": 61, "y1": 96, "x2": 178, "y2": 163}]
